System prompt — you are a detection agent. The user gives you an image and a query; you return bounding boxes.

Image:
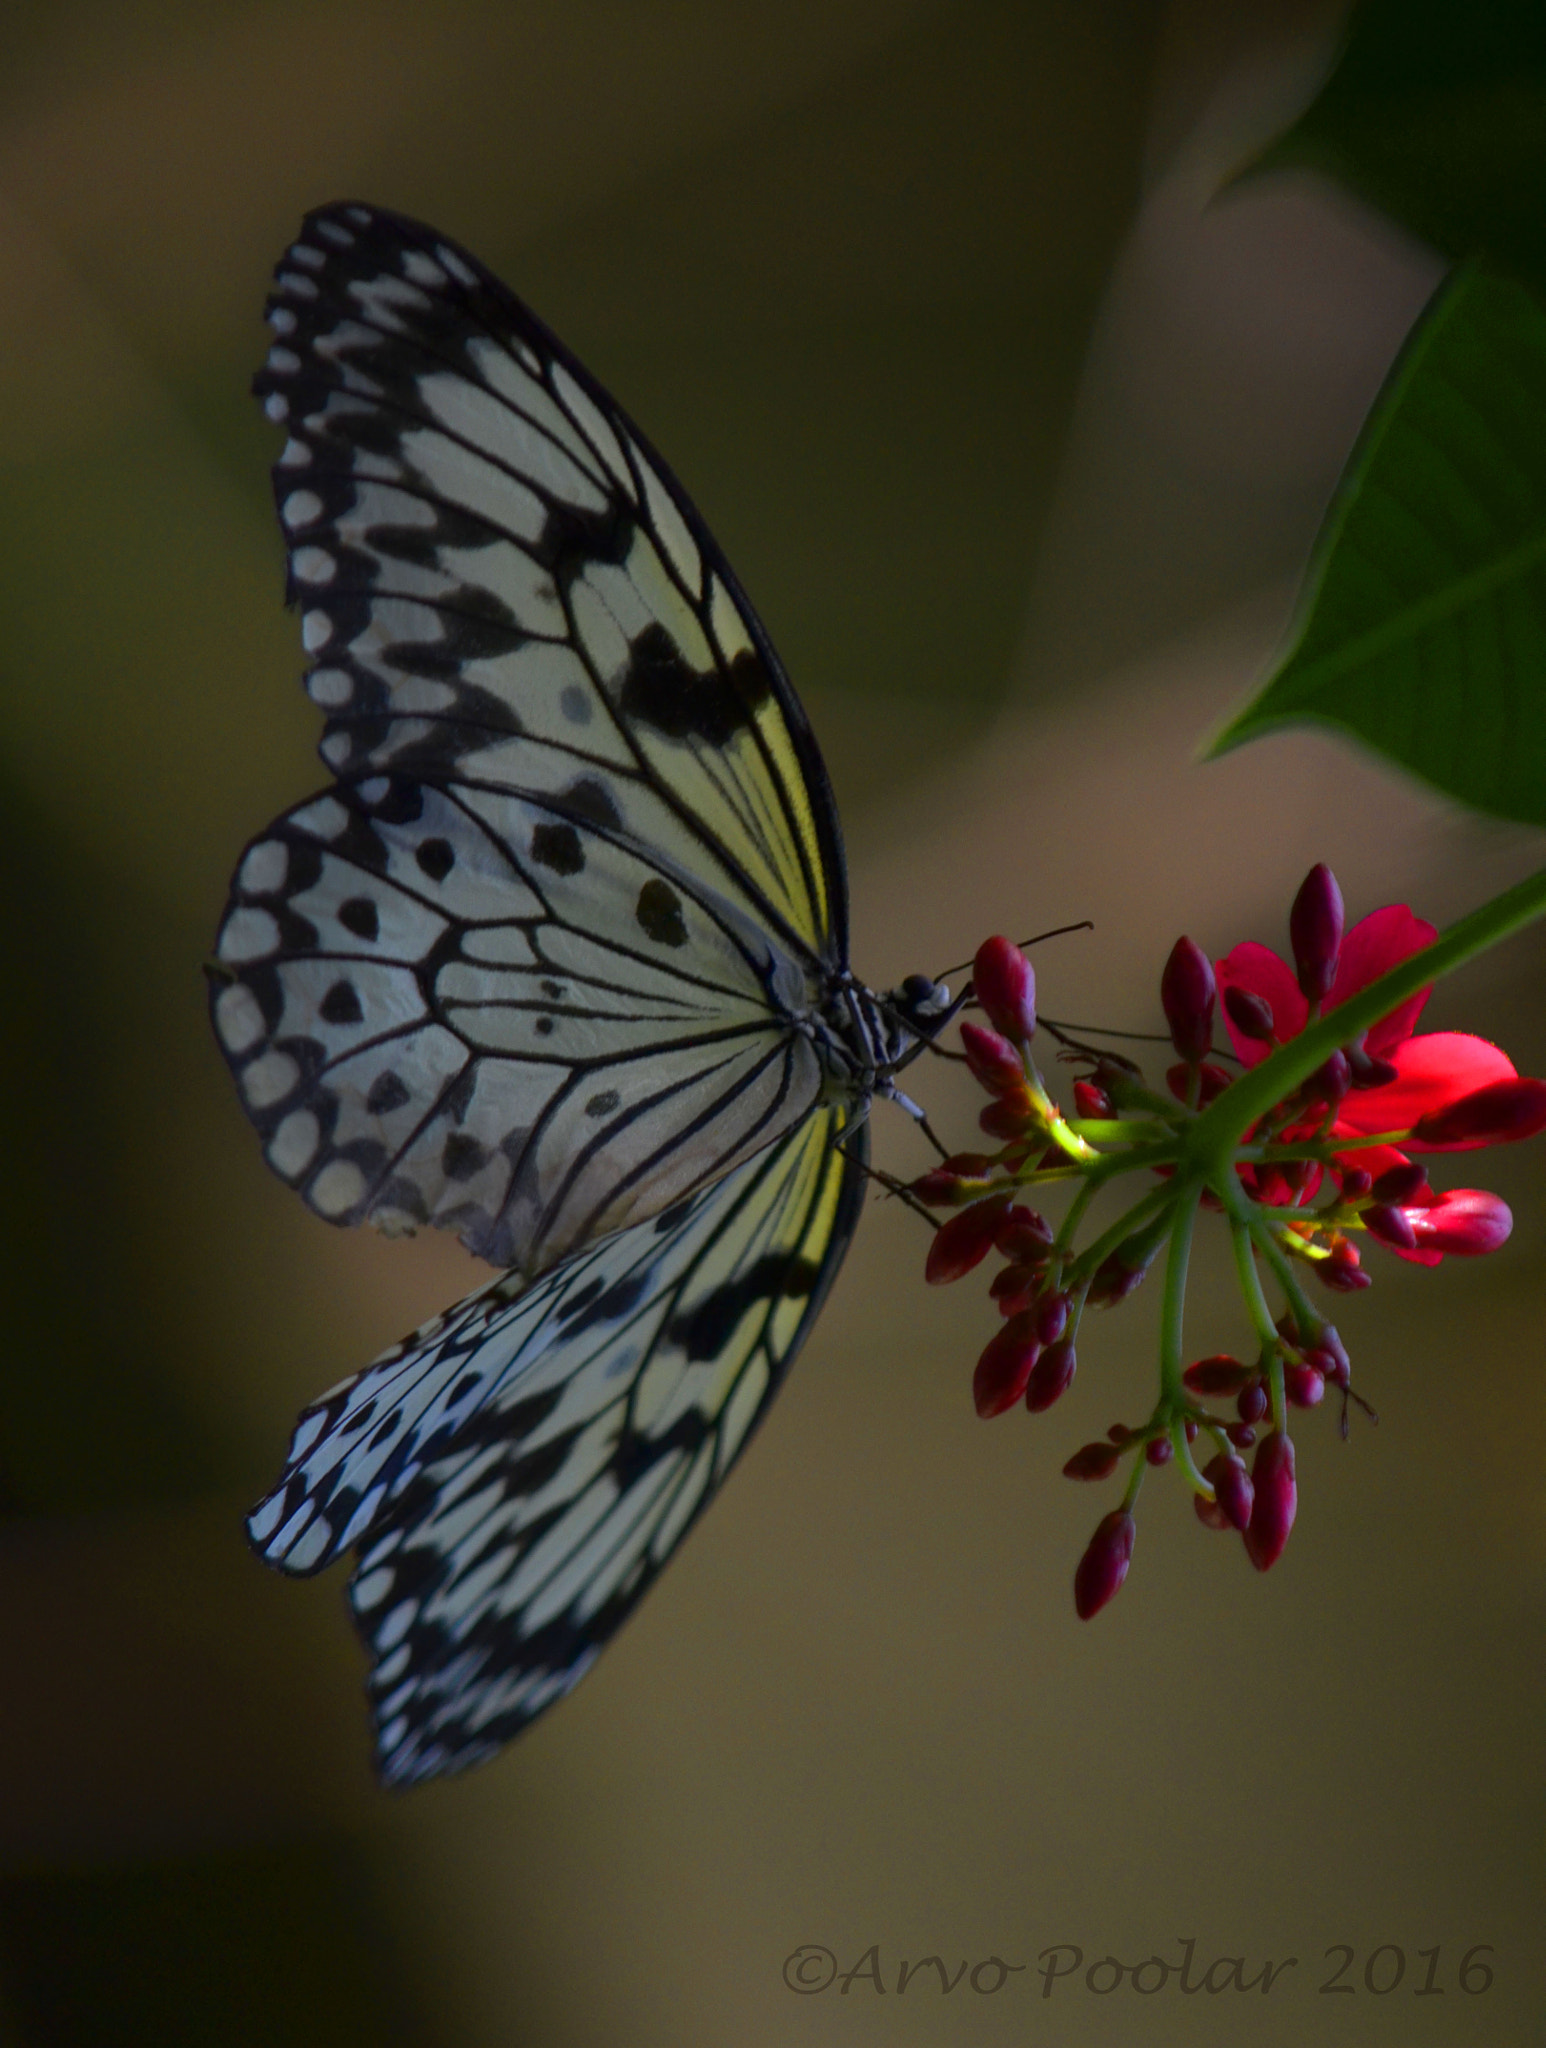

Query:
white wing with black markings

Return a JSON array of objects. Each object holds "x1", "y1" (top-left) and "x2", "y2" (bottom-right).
[
  {"x1": 247, "y1": 1104, "x2": 864, "y2": 1785},
  {"x1": 211, "y1": 200, "x2": 851, "y2": 1275}
]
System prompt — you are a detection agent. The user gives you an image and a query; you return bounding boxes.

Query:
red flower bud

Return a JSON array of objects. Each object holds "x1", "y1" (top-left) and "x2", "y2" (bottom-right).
[
  {"x1": 995, "y1": 1205, "x2": 1053, "y2": 1258},
  {"x1": 1161, "y1": 936, "x2": 1216, "y2": 1061},
  {"x1": 1183, "y1": 1354, "x2": 1252, "y2": 1395},
  {"x1": 1073, "y1": 1079, "x2": 1112, "y2": 1119},
  {"x1": 1107, "y1": 1424, "x2": 1132, "y2": 1443},
  {"x1": 1284, "y1": 1362, "x2": 1325, "y2": 1408},
  {"x1": 925, "y1": 1196, "x2": 1011, "y2": 1284},
  {"x1": 1346, "y1": 1043, "x2": 1399, "y2": 1089},
  {"x1": 973, "y1": 1314, "x2": 1041, "y2": 1417},
  {"x1": 1319, "y1": 1260, "x2": 1373, "y2": 1293},
  {"x1": 978, "y1": 1098, "x2": 1037, "y2": 1140},
  {"x1": 1223, "y1": 984, "x2": 1275, "y2": 1042},
  {"x1": 1183, "y1": 1418, "x2": 1198, "y2": 1442},
  {"x1": 1226, "y1": 1422, "x2": 1257, "y2": 1449},
  {"x1": 1364, "y1": 1203, "x2": 1418, "y2": 1251},
  {"x1": 1235, "y1": 1380, "x2": 1269, "y2": 1424},
  {"x1": 1145, "y1": 1434, "x2": 1173, "y2": 1466},
  {"x1": 1303, "y1": 1343, "x2": 1349, "y2": 1391},
  {"x1": 1194, "y1": 1491, "x2": 1230, "y2": 1531},
  {"x1": 1074, "y1": 1510, "x2": 1136, "y2": 1619},
  {"x1": 959, "y1": 1020, "x2": 1027, "y2": 1097},
  {"x1": 1064, "y1": 1440, "x2": 1122, "y2": 1480},
  {"x1": 1409, "y1": 1077, "x2": 1546, "y2": 1148},
  {"x1": 1088, "y1": 1239, "x2": 1156, "y2": 1305},
  {"x1": 1035, "y1": 1291, "x2": 1071, "y2": 1346},
  {"x1": 1166, "y1": 1060, "x2": 1232, "y2": 1107},
  {"x1": 972, "y1": 935, "x2": 1037, "y2": 1044},
  {"x1": 1369, "y1": 1160, "x2": 1430, "y2": 1204},
  {"x1": 1290, "y1": 863, "x2": 1343, "y2": 1004},
  {"x1": 910, "y1": 1153, "x2": 996, "y2": 1206},
  {"x1": 1204, "y1": 1451, "x2": 1254, "y2": 1531},
  {"x1": 1408, "y1": 1187, "x2": 1512, "y2": 1255},
  {"x1": 1243, "y1": 1431, "x2": 1297, "y2": 1570},
  {"x1": 1339, "y1": 1167, "x2": 1373, "y2": 1200},
  {"x1": 988, "y1": 1262, "x2": 1040, "y2": 1316},
  {"x1": 1317, "y1": 1324, "x2": 1350, "y2": 1376},
  {"x1": 1310, "y1": 1050, "x2": 1351, "y2": 1106},
  {"x1": 1025, "y1": 1338, "x2": 1076, "y2": 1412}
]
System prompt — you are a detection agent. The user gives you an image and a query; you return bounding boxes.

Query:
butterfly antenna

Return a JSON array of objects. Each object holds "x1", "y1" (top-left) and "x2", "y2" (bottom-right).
[
  {"x1": 932, "y1": 919, "x2": 1094, "y2": 985},
  {"x1": 835, "y1": 1136, "x2": 940, "y2": 1228}
]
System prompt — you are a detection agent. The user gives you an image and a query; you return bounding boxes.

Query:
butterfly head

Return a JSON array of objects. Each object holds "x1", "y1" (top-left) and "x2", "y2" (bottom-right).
[{"x1": 874, "y1": 973, "x2": 959, "y2": 1068}]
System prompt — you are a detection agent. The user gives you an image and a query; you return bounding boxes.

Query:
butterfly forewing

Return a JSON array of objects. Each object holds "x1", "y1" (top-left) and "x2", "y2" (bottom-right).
[
  {"x1": 247, "y1": 1104, "x2": 864, "y2": 1784},
  {"x1": 254, "y1": 201, "x2": 842, "y2": 959}
]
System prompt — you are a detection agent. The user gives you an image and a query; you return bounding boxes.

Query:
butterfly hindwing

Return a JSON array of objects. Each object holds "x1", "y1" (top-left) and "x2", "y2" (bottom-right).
[
  {"x1": 247, "y1": 1104, "x2": 865, "y2": 1784},
  {"x1": 212, "y1": 769, "x2": 823, "y2": 1271}
]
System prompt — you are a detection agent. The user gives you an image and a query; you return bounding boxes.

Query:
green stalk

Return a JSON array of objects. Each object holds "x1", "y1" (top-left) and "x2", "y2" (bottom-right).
[
  {"x1": 1159, "y1": 1182, "x2": 1201, "y2": 1404},
  {"x1": 1250, "y1": 1220, "x2": 1322, "y2": 1338}
]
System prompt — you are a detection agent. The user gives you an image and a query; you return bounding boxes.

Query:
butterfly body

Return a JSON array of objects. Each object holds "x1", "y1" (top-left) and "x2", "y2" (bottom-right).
[{"x1": 214, "y1": 203, "x2": 950, "y2": 1780}]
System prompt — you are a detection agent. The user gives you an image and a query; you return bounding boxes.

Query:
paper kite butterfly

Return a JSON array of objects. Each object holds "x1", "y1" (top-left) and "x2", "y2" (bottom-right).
[{"x1": 210, "y1": 203, "x2": 957, "y2": 1784}]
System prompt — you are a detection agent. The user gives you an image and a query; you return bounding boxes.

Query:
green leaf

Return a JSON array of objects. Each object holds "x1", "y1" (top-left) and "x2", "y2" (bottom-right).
[
  {"x1": 1242, "y1": 0, "x2": 1546, "y2": 288},
  {"x1": 1209, "y1": 265, "x2": 1546, "y2": 828}
]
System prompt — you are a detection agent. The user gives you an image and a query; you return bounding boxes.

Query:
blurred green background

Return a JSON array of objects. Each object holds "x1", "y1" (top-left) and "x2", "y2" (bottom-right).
[{"x1": 0, "y1": 1, "x2": 1541, "y2": 2042}]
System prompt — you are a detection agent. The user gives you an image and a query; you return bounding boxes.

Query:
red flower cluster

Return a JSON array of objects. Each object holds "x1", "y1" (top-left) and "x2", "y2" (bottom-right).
[
  {"x1": 1215, "y1": 868, "x2": 1543, "y2": 1272},
  {"x1": 915, "y1": 867, "x2": 1546, "y2": 1622}
]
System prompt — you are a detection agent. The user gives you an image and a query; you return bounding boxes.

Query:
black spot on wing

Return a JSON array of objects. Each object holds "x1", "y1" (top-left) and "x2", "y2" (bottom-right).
[
  {"x1": 339, "y1": 896, "x2": 379, "y2": 941},
  {"x1": 619, "y1": 624, "x2": 750, "y2": 746},
  {"x1": 530, "y1": 822, "x2": 584, "y2": 875},
  {"x1": 557, "y1": 777, "x2": 621, "y2": 831},
  {"x1": 366, "y1": 780, "x2": 426, "y2": 829},
  {"x1": 367, "y1": 1070, "x2": 411, "y2": 1116},
  {"x1": 671, "y1": 1255, "x2": 823, "y2": 1362},
  {"x1": 274, "y1": 905, "x2": 322, "y2": 952},
  {"x1": 416, "y1": 838, "x2": 454, "y2": 882},
  {"x1": 727, "y1": 644, "x2": 775, "y2": 711},
  {"x1": 636, "y1": 879, "x2": 686, "y2": 947},
  {"x1": 584, "y1": 1089, "x2": 621, "y2": 1118},
  {"x1": 562, "y1": 1271, "x2": 651, "y2": 1336},
  {"x1": 320, "y1": 979, "x2": 364, "y2": 1025},
  {"x1": 442, "y1": 1132, "x2": 490, "y2": 1181}
]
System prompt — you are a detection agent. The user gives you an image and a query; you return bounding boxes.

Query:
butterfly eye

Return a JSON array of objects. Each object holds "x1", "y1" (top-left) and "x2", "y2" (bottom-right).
[{"x1": 898, "y1": 973, "x2": 952, "y2": 1020}]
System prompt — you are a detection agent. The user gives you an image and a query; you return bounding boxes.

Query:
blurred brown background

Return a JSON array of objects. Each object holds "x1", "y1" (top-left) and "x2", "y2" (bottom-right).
[{"x1": 0, "y1": 1, "x2": 1540, "y2": 2042}]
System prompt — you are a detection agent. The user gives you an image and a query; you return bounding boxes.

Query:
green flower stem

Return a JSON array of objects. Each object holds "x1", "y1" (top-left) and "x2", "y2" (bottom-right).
[
  {"x1": 1225, "y1": 1205, "x2": 1280, "y2": 1352},
  {"x1": 1183, "y1": 864, "x2": 1546, "y2": 1177},
  {"x1": 1054, "y1": 1175, "x2": 1100, "y2": 1256},
  {"x1": 1063, "y1": 1182, "x2": 1175, "y2": 1287},
  {"x1": 1249, "y1": 1221, "x2": 1322, "y2": 1337},
  {"x1": 1026, "y1": 1141, "x2": 1181, "y2": 1190},
  {"x1": 1173, "y1": 1420, "x2": 1214, "y2": 1497},
  {"x1": 1048, "y1": 1147, "x2": 1182, "y2": 1256},
  {"x1": 1120, "y1": 1453, "x2": 1146, "y2": 1512},
  {"x1": 1266, "y1": 1346, "x2": 1288, "y2": 1435},
  {"x1": 1159, "y1": 1181, "x2": 1202, "y2": 1404},
  {"x1": 1067, "y1": 1118, "x2": 1176, "y2": 1144}
]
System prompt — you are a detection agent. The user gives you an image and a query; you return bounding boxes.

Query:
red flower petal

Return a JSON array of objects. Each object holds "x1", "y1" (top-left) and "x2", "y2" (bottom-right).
[
  {"x1": 1408, "y1": 1187, "x2": 1512, "y2": 1256},
  {"x1": 1215, "y1": 943, "x2": 1305, "y2": 1066},
  {"x1": 1334, "y1": 1034, "x2": 1517, "y2": 1140},
  {"x1": 1328, "y1": 906, "x2": 1437, "y2": 1050}
]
